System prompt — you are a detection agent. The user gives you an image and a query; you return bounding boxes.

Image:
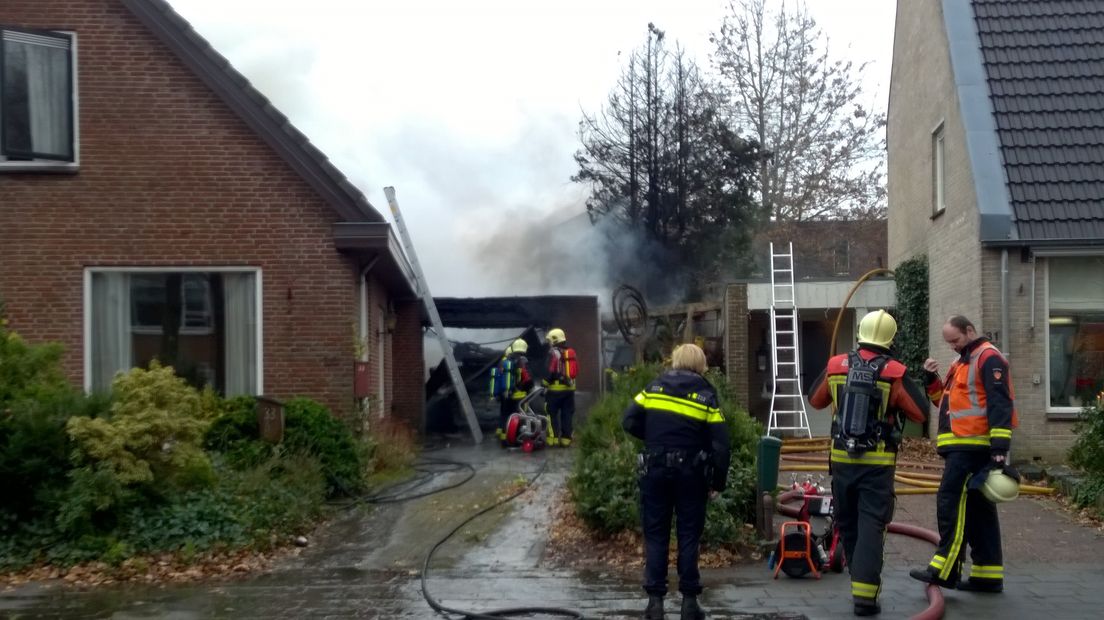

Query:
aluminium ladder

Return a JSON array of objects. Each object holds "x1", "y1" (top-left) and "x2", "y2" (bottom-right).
[
  {"x1": 766, "y1": 242, "x2": 812, "y2": 438},
  {"x1": 384, "y1": 187, "x2": 482, "y2": 445}
]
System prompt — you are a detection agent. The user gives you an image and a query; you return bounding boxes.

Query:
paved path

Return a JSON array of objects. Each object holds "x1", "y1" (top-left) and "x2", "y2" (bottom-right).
[{"x1": 3, "y1": 439, "x2": 1104, "y2": 619}]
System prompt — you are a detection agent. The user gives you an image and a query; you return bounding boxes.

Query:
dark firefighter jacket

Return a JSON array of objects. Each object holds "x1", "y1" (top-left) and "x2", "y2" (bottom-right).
[
  {"x1": 925, "y1": 337, "x2": 1017, "y2": 455},
  {"x1": 622, "y1": 369, "x2": 731, "y2": 492},
  {"x1": 809, "y1": 345, "x2": 930, "y2": 466}
]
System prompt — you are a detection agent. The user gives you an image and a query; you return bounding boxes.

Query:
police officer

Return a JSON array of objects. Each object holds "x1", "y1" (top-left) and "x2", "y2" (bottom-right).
[
  {"x1": 910, "y1": 315, "x2": 1017, "y2": 593},
  {"x1": 622, "y1": 344, "x2": 730, "y2": 620},
  {"x1": 809, "y1": 310, "x2": 930, "y2": 616}
]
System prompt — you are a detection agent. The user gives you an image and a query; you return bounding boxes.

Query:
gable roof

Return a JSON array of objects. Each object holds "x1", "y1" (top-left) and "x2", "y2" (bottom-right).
[
  {"x1": 122, "y1": 0, "x2": 383, "y2": 223},
  {"x1": 969, "y1": 0, "x2": 1104, "y2": 243}
]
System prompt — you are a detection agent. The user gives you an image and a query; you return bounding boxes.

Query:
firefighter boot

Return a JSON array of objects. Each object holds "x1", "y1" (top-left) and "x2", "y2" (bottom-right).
[
  {"x1": 957, "y1": 578, "x2": 1003, "y2": 593},
  {"x1": 643, "y1": 595, "x2": 665, "y2": 619},
  {"x1": 854, "y1": 599, "x2": 880, "y2": 616},
  {"x1": 909, "y1": 568, "x2": 956, "y2": 588},
  {"x1": 680, "y1": 595, "x2": 705, "y2": 620}
]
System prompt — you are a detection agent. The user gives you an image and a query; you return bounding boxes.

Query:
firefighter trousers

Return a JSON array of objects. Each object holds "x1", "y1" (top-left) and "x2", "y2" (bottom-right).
[
  {"x1": 640, "y1": 459, "x2": 708, "y2": 596},
  {"x1": 545, "y1": 391, "x2": 575, "y2": 443},
  {"x1": 928, "y1": 450, "x2": 1003, "y2": 585},
  {"x1": 830, "y1": 462, "x2": 896, "y2": 603},
  {"x1": 498, "y1": 397, "x2": 519, "y2": 432}
]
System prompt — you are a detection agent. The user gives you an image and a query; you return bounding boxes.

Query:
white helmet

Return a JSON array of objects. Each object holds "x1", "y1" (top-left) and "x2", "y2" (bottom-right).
[{"x1": 981, "y1": 470, "x2": 1020, "y2": 503}]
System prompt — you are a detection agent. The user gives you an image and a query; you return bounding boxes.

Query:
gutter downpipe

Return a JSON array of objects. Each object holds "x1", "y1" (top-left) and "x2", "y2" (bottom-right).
[
  {"x1": 1001, "y1": 249, "x2": 1010, "y2": 359},
  {"x1": 358, "y1": 256, "x2": 382, "y2": 417},
  {"x1": 359, "y1": 256, "x2": 382, "y2": 361}
]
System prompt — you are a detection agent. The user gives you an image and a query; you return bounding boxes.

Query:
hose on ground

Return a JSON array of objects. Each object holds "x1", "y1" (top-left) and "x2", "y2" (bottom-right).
[{"x1": 420, "y1": 456, "x2": 590, "y2": 619}]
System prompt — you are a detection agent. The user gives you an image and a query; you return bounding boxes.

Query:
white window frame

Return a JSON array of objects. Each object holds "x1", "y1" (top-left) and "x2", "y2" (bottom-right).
[
  {"x1": 1042, "y1": 251, "x2": 1104, "y2": 416},
  {"x1": 82, "y1": 266, "x2": 263, "y2": 394},
  {"x1": 932, "y1": 123, "x2": 945, "y2": 216},
  {"x1": 0, "y1": 28, "x2": 80, "y2": 172}
]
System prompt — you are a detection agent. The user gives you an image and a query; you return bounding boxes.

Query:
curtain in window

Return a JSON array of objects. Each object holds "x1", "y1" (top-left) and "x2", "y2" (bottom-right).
[
  {"x1": 90, "y1": 272, "x2": 132, "y2": 392},
  {"x1": 223, "y1": 272, "x2": 257, "y2": 396},
  {"x1": 1, "y1": 30, "x2": 71, "y2": 160}
]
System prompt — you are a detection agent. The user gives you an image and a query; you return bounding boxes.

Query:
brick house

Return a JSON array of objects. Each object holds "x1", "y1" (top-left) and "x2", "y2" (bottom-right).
[
  {"x1": 0, "y1": 0, "x2": 425, "y2": 427},
  {"x1": 888, "y1": 0, "x2": 1104, "y2": 461},
  {"x1": 725, "y1": 220, "x2": 895, "y2": 434}
]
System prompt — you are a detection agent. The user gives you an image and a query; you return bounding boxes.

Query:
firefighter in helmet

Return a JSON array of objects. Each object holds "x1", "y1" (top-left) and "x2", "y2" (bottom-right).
[
  {"x1": 490, "y1": 338, "x2": 532, "y2": 444},
  {"x1": 542, "y1": 328, "x2": 578, "y2": 446},
  {"x1": 809, "y1": 309, "x2": 930, "y2": 616},
  {"x1": 622, "y1": 343, "x2": 730, "y2": 620},
  {"x1": 910, "y1": 315, "x2": 1018, "y2": 593}
]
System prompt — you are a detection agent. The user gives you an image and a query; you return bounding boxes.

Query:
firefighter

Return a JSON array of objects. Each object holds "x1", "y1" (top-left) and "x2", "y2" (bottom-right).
[
  {"x1": 809, "y1": 310, "x2": 930, "y2": 616},
  {"x1": 910, "y1": 315, "x2": 1017, "y2": 593},
  {"x1": 622, "y1": 344, "x2": 730, "y2": 620},
  {"x1": 490, "y1": 338, "x2": 533, "y2": 444},
  {"x1": 542, "y1": 328, "x2": 578, "y2": 447}
]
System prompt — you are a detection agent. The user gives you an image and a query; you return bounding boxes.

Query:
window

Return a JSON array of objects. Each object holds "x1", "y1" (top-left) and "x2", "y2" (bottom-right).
[
  {"x1": 1047, "y1": 256, "x2": 1104, "y2": 410},
  {"x1": 87, "y1": 270, "x2": 260, "y2": 396},
  {"x1": 932, "y1": 124, "x2": 945, "y2": 215},
  {"x1": 833, "y1": 240, "x2": 850, "y2": 276},
  {"x1": 0, "y1": 27, "x2": 75, "y2": 164}
]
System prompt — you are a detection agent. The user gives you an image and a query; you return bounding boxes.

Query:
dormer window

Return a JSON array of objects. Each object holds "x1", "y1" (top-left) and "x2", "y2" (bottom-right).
[{"x1": 1, "y1": 27, "x2": 75, "y2": 165}]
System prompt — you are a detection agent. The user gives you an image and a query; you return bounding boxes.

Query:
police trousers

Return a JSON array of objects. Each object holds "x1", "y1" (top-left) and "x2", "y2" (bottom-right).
[
  {"x1": 831, "y1": 462, "x2": 896, "y2": 603},
  {"x1": 640, "y1": 457, "x2": 708, "y2": 596},
  {"x1": 928, "y1": 450, "x2": 1003, "y2": 585}
]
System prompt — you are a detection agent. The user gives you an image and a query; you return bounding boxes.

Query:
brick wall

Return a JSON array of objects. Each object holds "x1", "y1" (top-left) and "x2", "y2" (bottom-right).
[
  {"x1": 0, "y1": 0, "x2": 391, "y2": 418},
  {"x1": 980, "y1": 252, "x2": 1077, "y2": 461},
  {"x1": 390, "y1": 299, "x2": 424, "y2": 431},
  {"x1": 724, "y1": 284, "x2": 750, "y2": 409},
  {"x1": 888, "y1": 0, "x2": 984, "y2": 437}
]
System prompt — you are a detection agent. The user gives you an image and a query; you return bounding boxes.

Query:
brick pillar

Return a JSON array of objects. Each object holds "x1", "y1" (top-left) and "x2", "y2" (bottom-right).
[
  {"x1": 725, "y1": 284, "x2": 750, "y2": 409},
  {"x1": 391, "y1": 299, "x2": 425, "y2": 432}
]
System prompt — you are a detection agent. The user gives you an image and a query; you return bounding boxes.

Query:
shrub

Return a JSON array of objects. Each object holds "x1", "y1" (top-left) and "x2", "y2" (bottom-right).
[
  {"x1": 569, "y1": 364, "x2": 761, "y2": 547},
  {"x1": 0, "y1": 315, "x2": 68, "y2": 406},
  {"x1": 205, "y1": 396, "x2": 365, "y2": 497},
  {"x1": 1069, "y1": 397, "x2": 1104, "y2": 475}
]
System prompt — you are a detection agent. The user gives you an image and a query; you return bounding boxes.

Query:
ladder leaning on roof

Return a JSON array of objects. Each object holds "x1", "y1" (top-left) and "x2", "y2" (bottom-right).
[{"x1": 766, "y1": 241, "x2": 812, "y2": 438}]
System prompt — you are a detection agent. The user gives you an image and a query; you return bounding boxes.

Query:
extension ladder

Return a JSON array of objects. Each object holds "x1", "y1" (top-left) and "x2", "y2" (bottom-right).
[{"x1": 767, "y1": 242, "x2": 812, "y2": 438}]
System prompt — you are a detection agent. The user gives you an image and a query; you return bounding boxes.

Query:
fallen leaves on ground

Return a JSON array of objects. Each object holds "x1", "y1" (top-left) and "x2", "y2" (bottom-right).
[
  {"x1": 0, "y1": 545, "x2": 302, "y2": 590},
  {"x1": 542, "y1": 490, "x2": 755, "y2": 573},
  {"x1": 898, "y1": 438, "x2": 940, "y2": 464}
]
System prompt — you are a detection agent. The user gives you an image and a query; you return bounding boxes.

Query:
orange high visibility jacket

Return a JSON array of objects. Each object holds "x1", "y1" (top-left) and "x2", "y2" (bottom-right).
[{"x1": 928, "y1": 338, "x2": 1017, "y2": 454}]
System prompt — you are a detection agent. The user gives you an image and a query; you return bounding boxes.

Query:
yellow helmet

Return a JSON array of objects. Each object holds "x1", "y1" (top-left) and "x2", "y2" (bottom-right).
[
  {"x1": 857, "y1": 310, "x2": 897, "y2": 348},
  {"x1": 981, "y1": 470, "x2": 1020, "y2": 503},
  {"x1": 510, "y1": 338, "x2": 528, "y2": 354},
  {"x1": 546, "y1": 328, "x2": 566, "y2": 345}
]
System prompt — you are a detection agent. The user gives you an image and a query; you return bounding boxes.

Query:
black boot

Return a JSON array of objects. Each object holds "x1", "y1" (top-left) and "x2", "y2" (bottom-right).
[
  {"x1": 909, "y1": 567, "x2": 957, "y2": 588},
  {"x1": 643, "y1": 595, "x2": 665, "y2": 620},
  {"x1": 680, "y1": 594, "x2": 705, "y2": 620},
  {"x1": 957, "y1": 578, "x2": 1003, "y2": 593},
  {"x1": 854, "y1": 599, "x2": 880, "y2": 616}
]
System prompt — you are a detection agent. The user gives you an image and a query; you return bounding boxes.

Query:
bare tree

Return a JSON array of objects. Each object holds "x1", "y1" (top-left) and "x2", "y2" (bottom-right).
[{"x1": 711, "y1": 0, "x2": 886, "y2": 221}]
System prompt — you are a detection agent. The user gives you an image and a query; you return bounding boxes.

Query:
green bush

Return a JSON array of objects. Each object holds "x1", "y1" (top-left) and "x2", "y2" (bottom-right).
[
  {"x1": 894, "y1": 255, "x2": 929, "y2": 386},
  {"x1": 1070, "y1": 398, "x2": 1104, "y2": 475},
  {"x1": 0, "y1": 316, "x2": 69, "y2": 406},
  {"x1": 569, "y1": 364, "x2": 761, "y2": 547},
  {"x1": 205, "y1": 396, "x2": 365, "y2": 497}
]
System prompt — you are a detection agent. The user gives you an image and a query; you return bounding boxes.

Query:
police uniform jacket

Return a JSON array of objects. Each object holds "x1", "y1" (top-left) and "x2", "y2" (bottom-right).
[{"x1": 622, "y1": 369, "x2": 731, "y2": 492}]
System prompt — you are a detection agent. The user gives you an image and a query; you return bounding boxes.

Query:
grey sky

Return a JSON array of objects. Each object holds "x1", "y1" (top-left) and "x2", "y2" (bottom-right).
[{"x1": 167, "y1": 0, "x2": 896, "y2": 298}]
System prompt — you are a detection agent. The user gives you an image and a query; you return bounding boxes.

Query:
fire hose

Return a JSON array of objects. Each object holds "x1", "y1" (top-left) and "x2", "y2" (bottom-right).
[{"x1": 776, "y1": 489, "x2": 945, "y2": 620}]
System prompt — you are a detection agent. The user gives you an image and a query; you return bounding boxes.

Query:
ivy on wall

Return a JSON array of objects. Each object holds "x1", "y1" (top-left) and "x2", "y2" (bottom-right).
[{"x1": 894, "y1": 255, "x2": 929, "y2": 384}]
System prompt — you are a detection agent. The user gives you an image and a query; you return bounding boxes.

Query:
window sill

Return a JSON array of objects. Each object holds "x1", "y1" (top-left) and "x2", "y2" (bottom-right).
[
  {"x1": 0, "y1": 162, "x2": 79, "y2": 174},
  {"x1": 1046, "y1": 409, "x2": 1082, "y2": 421}
]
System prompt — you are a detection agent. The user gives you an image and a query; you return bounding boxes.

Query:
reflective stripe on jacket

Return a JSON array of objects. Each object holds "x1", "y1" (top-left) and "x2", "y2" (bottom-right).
[
  {"x1": 621, "y1": 369, "x2": 731, "y2": 491},
  {"x1": 932, "y1": 339, "x2": 1017, "y2": 453}
]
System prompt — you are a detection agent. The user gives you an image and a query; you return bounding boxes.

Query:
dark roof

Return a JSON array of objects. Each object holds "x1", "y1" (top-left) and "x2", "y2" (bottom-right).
[
  {"x1": 971, "y1": 0, "x2": 1104, "y2": 242},
  {"x1": 122, "y1": 0, "x2": 383, "y2": 223}
]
